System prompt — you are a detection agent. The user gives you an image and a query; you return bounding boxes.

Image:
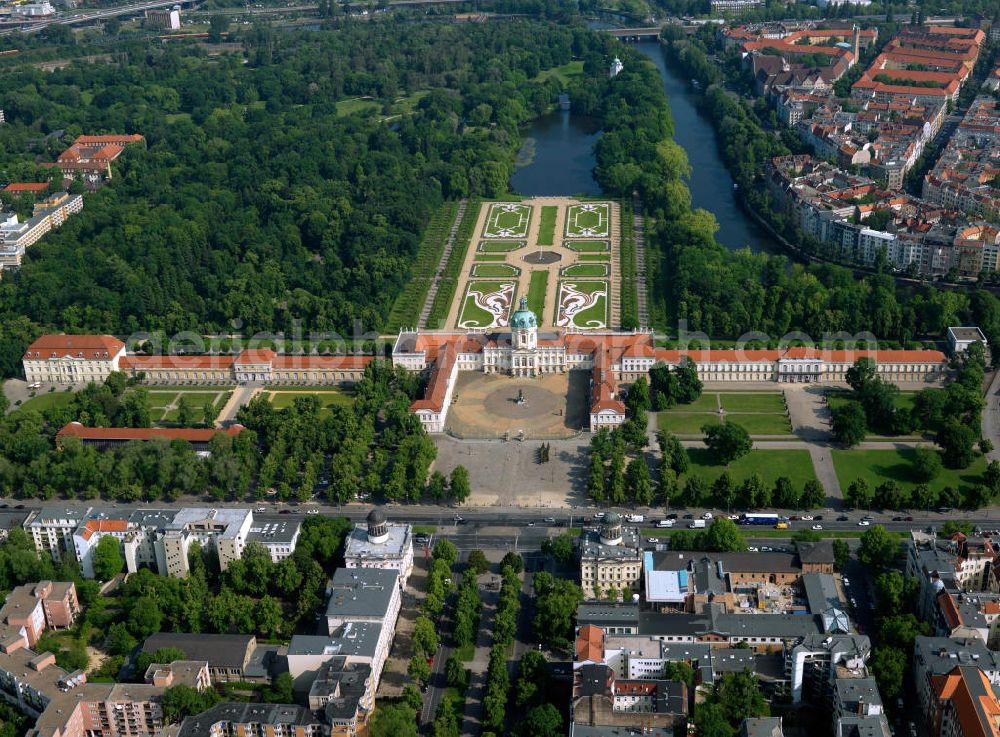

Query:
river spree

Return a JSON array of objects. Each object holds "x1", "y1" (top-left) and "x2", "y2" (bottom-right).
[
  {"x1": 634, "y1": 41, "x2": 771, "y2": 252},
  {"x1": 510, "y1": 37, "x2": 771, "y2": 252}
]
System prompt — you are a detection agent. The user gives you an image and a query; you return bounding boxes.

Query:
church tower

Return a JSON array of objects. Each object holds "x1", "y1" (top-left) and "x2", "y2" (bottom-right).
[{"x1": 510, "y1": 296, "x2": 537, "y2": 351}]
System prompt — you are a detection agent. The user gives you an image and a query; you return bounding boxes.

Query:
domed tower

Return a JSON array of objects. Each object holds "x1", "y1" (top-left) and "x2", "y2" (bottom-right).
[
  {"x1": 366, "y1": 508, "x2": 388, "y2": 545},
  {"x1": 509, "y1": 296, "x2": 538, "y2": 351},
  {"x1": 600, "y1": 513, "x2": 623, "y2": 546}
]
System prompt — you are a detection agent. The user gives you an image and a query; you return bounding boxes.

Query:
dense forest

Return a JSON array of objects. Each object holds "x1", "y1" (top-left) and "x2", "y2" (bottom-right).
[{"x1": 0, "y1": 20, "x2": 622, "y2": 377}]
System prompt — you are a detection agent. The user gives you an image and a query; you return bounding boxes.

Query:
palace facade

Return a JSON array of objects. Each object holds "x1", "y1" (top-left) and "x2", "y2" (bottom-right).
[{"x1": 24, "y1": 310, "x2": 949, "y2": 434}]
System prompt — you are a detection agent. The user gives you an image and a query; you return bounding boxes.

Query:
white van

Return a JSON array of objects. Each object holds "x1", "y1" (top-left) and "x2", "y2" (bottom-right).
[
  {"x1": 625, "y1": 514, "x2": 645, "y2": 523},
  {"x1": 689, "y1": 519, "x2": 706, "y2": 529},
  {"x1": 656, "y1": 520, "x2": 674, "y2": 528}
]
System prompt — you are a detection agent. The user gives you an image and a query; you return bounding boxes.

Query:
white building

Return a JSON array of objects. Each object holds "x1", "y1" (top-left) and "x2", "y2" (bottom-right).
[
  {"x1": 26, "y1": 506, "x2": 89, "y2": 561},
  {"x1": 161, "y1": 508, "x2": 253, "y2": 577},
  {"x1": 22, "y1": 334, "x2": 126, "y2": 385},
  {"x1": 343, "y1": 510, "x2": 413, "y2": 590},
  {"x1": 579, "y1": 514, "x2": 643, "y2": 601},
  {"x1": 947, "y1": 326, "x2": 987, "y2": 355}
]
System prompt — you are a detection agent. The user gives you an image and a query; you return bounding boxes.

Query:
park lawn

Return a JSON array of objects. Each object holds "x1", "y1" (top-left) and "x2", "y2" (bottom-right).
[
  {"x1": 724, "y1": 413, "x2": 792, "y2": 435},
  {"x1": 827, "y1": 391, "x2": 915, "y2": 413},
  {"x1": 577, "y1": 253, "x2": 611, "y2": 262},
  {"x1": 562, "y1": 263, "x2": 609, "y2": 277},
  {"x1": 478, "y1": 240, "x2": 525, "y2": 253},
  {"x1": 831, "y1": 448, "x2": 987, "y2": 494},
  {"x1": 663, "y1": 393, "x2": 719, "y2": 412},
  {"x1": 657, "y1": 413, "x2": 720, "y2": 435},
  {"x1": 527, "y1": 271, "x2": 547, "y2": 316},
  {"x1": 267, "y1": 389, "x2": 355, "y2": 412},
  {"x1": 684, "y1": 448, "x2": 818, "y2": 489},
  {"x1": 533, "y1": 60, "x2": 584, "y2": 84},
  {"x1": 12, "y1": 390, "x2": 75, "y2": 415},
  {"x1": 454, "y1": 643, "x2": 476, "y2": 662},
  {"x1": 570, "y1": 295, "x2": 607, "y2": 329},
  {"x1": 472, "y1": 263, "x2": 519, "y2": 278},
  {"x1": 473, "y1": 254, "x2": 508, "y2": 262},
  {"x1": 566, "y1": 240, "x2": 609, "y2": 252},
  {"x1": 537, "y1": 206, "x2": 558, "y2": 246},
  {"x1": 719, "y1": 393, "x2": 786, "y2": 413},
  {"x1": 335, "y1": 97, "x2": 381, "y2": 116}
]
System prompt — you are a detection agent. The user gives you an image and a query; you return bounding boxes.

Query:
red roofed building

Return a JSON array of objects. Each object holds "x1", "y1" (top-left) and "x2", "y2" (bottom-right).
[
  {"x1": 2, "y1": 182, "x2": 49, "y2": 195},
  {"x1": 23, "y1": 335, "x2": 126, "y2": 385},
  {"x1": 931, "y1": 665, "x2": 1000, "y2": 737},
  {"x1": 48, "y1": 134, "x2": 144, "y2": 187},
  {"x1": 56, "y1": 422, "x2": 244, "y2": 452},
  {"x1": 575, "y1": 624, "x2": 606, "y2": 664}
]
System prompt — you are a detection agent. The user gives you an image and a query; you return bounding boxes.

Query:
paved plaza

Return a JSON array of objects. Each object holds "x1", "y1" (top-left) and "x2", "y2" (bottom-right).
[{"x1": 444, "y1": 371, "x2": 588, "y2": 439}]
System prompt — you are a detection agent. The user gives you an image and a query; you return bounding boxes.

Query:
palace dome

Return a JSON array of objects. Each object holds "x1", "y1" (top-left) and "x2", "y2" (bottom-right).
[{"x1": 510, "y1": 296, "x2": 537, "y2": 330}]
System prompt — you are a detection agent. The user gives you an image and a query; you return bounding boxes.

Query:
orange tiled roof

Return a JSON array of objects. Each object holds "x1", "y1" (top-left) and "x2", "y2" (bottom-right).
[
  {"x1": 24, "y1": 335, "x2": 124, "y2": 361},
  {"x1": 57, "y1": 422, "x2": 244, "y2": 445},
  {"x1": 939, "y1": 590, "x2": 963, "y2": 630},
  {"x1": 933, "y1": 666, "x2": 1000, "y2": 737},
  {"x1": 3, "y1": 182, "x2": 49, "y2": 193},
  {"x1": 575, "y1": 624, "x2": 605, "y2": 662},
  {"x1": 78, "y1": 519, "x2": 129, "y2": 541}
]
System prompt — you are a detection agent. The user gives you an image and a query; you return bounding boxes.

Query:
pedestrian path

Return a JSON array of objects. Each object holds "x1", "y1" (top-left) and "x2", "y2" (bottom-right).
[
  {"x1": 632, "y1": 196, "x2": 649, "y2": 327},
  {"x1": 459, "y1": 576, "x2": 496, "y2": 736},
  {"x1": 419, "y1": 198, "x2": 468, "y2": 328}
]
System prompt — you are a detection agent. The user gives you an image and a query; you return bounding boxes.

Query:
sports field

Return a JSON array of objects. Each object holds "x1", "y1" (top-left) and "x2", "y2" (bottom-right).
[
  {"x1": 565, "y1": 203, "x2": 610, "y2": 238},
  {"x1": 483, "y1": 203, "x2": 532, "y2": 239},
  {"x1": 556, "y1": 281, "x2": 607, "y2": 329},
  {"x1": 457, "y1": 281, "x2": 516, "y2": 329}
]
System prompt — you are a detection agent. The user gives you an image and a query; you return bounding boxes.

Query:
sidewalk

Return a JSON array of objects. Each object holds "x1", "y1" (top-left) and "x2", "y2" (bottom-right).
[{"x1": 458, "y1": 574, "x2": 497, "y2": 736}]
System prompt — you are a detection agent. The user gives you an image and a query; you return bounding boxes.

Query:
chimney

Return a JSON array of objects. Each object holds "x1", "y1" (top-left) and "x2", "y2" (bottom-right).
[{"x1": 857, "y1": 696, "x2": 865, "y2": 715}]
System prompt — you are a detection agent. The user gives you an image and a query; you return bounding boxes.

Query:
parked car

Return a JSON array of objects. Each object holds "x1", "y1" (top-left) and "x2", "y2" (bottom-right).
[
  {"x1": 307, "y1": 509, "x2": 320, "y2": 515},
  {"x1": 748, "y1": 547, "x2": 759, "y2": 553},
  {"x1": 727, "y1": 514, "x2": 739, "y2": 520},
  {"x1": 256, "y1": 507, "x2": 266, "y2": 513},
  {"x1": 647, "y1": 538, "x2": 659, "y2": 544}
]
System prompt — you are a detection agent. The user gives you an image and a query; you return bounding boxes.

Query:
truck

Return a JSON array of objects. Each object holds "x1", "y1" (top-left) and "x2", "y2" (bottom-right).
[
  {"x1": 689, "y1": 519, "x2": 706, "y2": 529},
  {"x1": 625, "y1": 514, "x2": 645, "y2": 523}
]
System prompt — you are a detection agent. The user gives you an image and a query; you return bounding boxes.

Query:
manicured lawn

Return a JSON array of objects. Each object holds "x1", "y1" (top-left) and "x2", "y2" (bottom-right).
[
  {"x1": 662, "y1": 394, "x2": 720, "y2": 413},
  {"x1": 478, "y1": 240, "x2": 525, "y2": 253},
  {"x1": 685, "y1": 448, "x2": 817, "y2": 489},
  {"x1": 457, "y1": 280, "x2": 514, "y2": 329},
  {"x1": 657, "y1": 413, "x2": 720, "y2": 435},
  {"x1": 266, "y1": 389, "x2": 354, "y2": 412},
  {"x1": 483, "y1": 203, "x2": 531, "y2": 239},
  {"x1": 12, "y1": 390, "x2": 75, "y2": 415},
  {"x1": 832, "y1": 448, "x2": 987, "y2": 494},
  {"x1": 719, "y1": 393, "x2": 785, "y2": 413},
  {"x1": 527, "y1": 271, "x2": 547, "y2": 316},
  {"x1": 724, "y1": 413, "x2": 792, "y2": 435},
  {"x1": 474, "y1": 254, "x2": 508, "y2": 262},
  {"x1": 537, "y1": 206, "x2": 557, "y2": 246},
  {"x1": 565, "y1": 240, "x2": 609, "y2": 252},
  {"x1": 533, "y1": 60, "x2": 584, "y2": 84},
  {"x1": 562, "y1": 263, "x2": 609, "y2": 277},
  {"x1": 565, "y1": 203, "x2": 610, "y2": 238},
  {"x1": 557, "y1": 280, "x2": 607, "y2": 329},
  {"x1": 827, "y1": 391, "x2": 915, "y2": 413},
  {"x1": 335, "y1": 97, "x2": 380, "y2": 116},
  {"x1": 577, "y1": 253, "x2": 611, "y2": 262},
  {"x1": 471, "y1": 263, "x2": 519, "y2": 278}
]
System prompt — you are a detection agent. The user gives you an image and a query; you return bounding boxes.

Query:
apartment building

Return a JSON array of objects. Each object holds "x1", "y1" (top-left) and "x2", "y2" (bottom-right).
[
  {"x1": 307, "y1": 657, "x2": 372, "y2": 737},
  {"x1": 930, "y1": 665, "x2": 1000, "y2": 737},
  {"x1": 141, "y1": 634, "x2": 258, "y2": 684},
  {"x1": 915, "y1": 637, "x2": 1000, "y2": 725},
  {"x1": 143, "y1": 661, "x2": 211, "y2": 691},
  {"x1": 0, "y1": 192, "x2": 83, "y2": 271},
  {"x1": 22, "y1": 334, "x2": 126, "y2": 386},
  {"x1": 343, "y1": 510, "x2": 413, "y2": 590},
  {"x1": 923, "y1": 96, "x2": 1000, "y2": 223},
  {"x1": 769, "y1": 154, "x2": 1000, "y2": 277},
  {"x1": 906, "y1": 532, "x2": 997, "y2": 623},
  {"x1": 54, "y1": 506, "x2": 282, "y2": 579},
  {"x1": 0, "y1": 582, "x2": 79, "y2": 649},
  {"x1": 176, "y1": 703, "x2": 327, "y2": 737}
]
